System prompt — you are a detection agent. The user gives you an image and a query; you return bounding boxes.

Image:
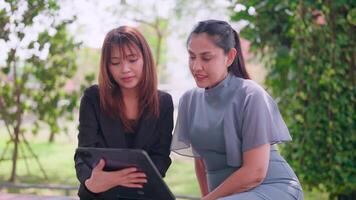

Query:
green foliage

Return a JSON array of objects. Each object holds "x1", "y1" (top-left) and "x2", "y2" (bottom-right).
[
  {"x1": 0, "y1": 0, "x2": 92, "y2": 180},
  {"x1": 0, "y1": 0, "x2": 80, "y2": 137},
  {"x1": 139, "y1": 19, "x2": 170, "y2": 83},
  {"x1": 110, "y1": 1, "x2": 172, "y2": 83},
  {"x1": 232, "y1": 0, "x2": 356, "y2": 199}
]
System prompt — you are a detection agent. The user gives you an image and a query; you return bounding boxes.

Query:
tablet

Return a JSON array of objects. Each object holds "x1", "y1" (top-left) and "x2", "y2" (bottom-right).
[{"x1": 76, "y1": 147, "x2": 175, "y2": 200}]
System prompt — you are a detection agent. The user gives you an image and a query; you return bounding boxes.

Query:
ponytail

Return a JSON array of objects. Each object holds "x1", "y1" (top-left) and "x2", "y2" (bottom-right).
[{"x1": 230, "y1": 29, "x2": 250, "y2": 79}]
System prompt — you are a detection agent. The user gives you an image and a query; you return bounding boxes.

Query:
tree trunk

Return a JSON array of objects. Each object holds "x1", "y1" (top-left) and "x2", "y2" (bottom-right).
[
  {"x1": 9, "y1": 126, "x2": 20, "y2": 182},
  {"x1": 48, "y1": 132, "x2": 55, "y2": 143},
  {"x1": 9, "y1": 48, "x2": 22, "y2": 182}
]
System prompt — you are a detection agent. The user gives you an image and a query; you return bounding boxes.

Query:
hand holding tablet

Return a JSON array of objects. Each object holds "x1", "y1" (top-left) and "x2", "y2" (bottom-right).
[
  {"x1": 84, "y1": 159, "x2": 147, "y2": 193},
  {"x1": 76, "y1": 147, "x2": 175, "y2": 200}
]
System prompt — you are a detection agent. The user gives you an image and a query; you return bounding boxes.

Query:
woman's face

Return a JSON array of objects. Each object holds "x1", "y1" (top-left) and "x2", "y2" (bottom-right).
[
  {"x1": 187, "y1": 33, "x2": 235, "y2": 88},
  {"x1": 109, "y1": 44, "x2": 143, "y2": 93}
]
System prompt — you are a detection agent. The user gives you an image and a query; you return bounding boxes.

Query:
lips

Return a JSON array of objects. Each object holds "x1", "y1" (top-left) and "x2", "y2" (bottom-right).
[
  {"x1": 121, "y1": 76, "x2": 135, "y2": 82},
  {"x1": 194, "y1": 74, "x2": 207, "y2": 81}
]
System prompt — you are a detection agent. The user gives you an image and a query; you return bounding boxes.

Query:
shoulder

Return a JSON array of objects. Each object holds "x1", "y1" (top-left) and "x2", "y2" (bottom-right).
[
  {"x1": 158, "y1": 90, "x2": 173, "y2": 104},
  {"x1": 232, "y1": 78, "x2": 276, "y2": 109},
  {"x1": 158, "y1": 90, "x2": 172, "y2": 100},
  {"x1": 158, "y1": 90, "x2": 173, "y2": 110},
  {"x1": 79, "y1": 85, "x2": 101, "y2": 117},
  {"x1": 83, "y1": 84, "x2": 99, "y2": 98},
  {"x1": 179, "y1": 87, "x2": 203, "y2": 103},
  {"x1": 81, "y1": 84, "x2": 100, "y2": 105},
  {"x1": 230, "y1": 77, "x2": 269, "y2": 100},
  {"x1": 229, "y1": 76, "x2": 264, "y2": 94}
]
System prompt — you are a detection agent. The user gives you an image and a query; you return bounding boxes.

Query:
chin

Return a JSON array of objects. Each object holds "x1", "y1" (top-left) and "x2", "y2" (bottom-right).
[
  {"x1": 119, "y1": 82, "x2": 139, "y2": 90},
  {"x1": 195, "y1": 81, "x2": 208, "y2": 88}
]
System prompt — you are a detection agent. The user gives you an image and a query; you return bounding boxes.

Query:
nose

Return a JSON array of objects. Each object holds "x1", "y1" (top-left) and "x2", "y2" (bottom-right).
[
  {"x1": 191, "y1": 59, "x2": 203, "y2": 72},
  {"x1": 120, "y1": 61, "x2": 131, "y2": 73}
]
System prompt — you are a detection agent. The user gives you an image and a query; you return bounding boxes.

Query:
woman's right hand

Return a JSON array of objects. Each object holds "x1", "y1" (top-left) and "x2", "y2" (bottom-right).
[{"x1": 84, "y1": 159, "x2": 147, "y2": 193}]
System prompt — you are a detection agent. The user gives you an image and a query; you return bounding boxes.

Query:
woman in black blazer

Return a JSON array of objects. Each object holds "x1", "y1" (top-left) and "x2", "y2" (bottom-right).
[{"x1": 74, "y1": 26, "x2": 174, "y2": 199}]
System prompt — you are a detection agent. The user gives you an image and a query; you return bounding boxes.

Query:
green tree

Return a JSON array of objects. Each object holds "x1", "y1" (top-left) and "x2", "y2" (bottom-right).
[
  {"x1": 231, "y1": 1, "x2": 356, "y2": 199},
  {"x1": 110, "y1": 0, "x2": 230, "y2": 83},
  {"x1": 109, "y1": 0, "x2": 171, "y2": 83},
  {"x1": 0, "y1": 0, "x2": 82, "y2": 182}
]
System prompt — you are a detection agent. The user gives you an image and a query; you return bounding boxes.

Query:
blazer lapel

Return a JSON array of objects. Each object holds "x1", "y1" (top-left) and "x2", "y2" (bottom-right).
[
  {"x1": 133, "y1": 115, "x2": 157, "y2": 148},
  {"x1": 100, "y1": 113, "x2": 127, "y2": 148}
]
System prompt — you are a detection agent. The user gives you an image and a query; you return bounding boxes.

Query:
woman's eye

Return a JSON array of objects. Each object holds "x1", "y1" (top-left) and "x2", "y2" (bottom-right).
[
  {"x1": 111, "y1": 62, "x2": 120, "y2": 65},
  {"x1": 202, "y1": 57, "x2": 211, "y2": 61},
  {"x1": 128, "y1": 59, "x2": 138, "y2": 63},
  {"x1": 189, "y1": 56, "x2": 196, "y2": 60}
]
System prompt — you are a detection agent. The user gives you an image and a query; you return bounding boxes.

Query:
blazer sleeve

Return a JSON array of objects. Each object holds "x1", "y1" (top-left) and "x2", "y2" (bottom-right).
[
  {"x1": 148, "y1": 93, "x2": 174, "y2": 177},
  {"x1": 74, "y1": 88, "x2": 101, "y2": 199}
]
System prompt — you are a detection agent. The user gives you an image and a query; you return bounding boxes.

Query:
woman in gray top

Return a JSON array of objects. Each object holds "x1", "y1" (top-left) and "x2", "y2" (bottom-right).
[{"x1": 171, "y1": 20, "x2": 304, "y2": 200}]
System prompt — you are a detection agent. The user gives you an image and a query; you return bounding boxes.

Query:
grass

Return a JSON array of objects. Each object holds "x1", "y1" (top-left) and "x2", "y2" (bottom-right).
[
  {"x1": 166, "y1": 159, "x2": 200, "y2": 197},
  {"x1": 0, "y1": 134, "x2": 200, "y2": 197},
  {"x1": 0, "y1": 134, "x2": 328, "y2": 199}
]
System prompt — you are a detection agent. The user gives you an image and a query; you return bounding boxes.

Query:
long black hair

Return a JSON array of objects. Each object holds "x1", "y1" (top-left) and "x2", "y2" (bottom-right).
[{"x1": 187, "y1": 20, "x2": 250, "y2": 79}]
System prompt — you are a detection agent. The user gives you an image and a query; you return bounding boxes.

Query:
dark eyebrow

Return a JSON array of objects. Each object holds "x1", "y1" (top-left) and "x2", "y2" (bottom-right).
[
  {"x1": 126, "y1": 54, "x2": 137, "y2": 58},
  {"x1": 111, "y1": 53, "x2": 137, "y2": 60},
  {"x1": 188, "y1": 50, "x2": 213, "y2": 56},
  {"x1": 200, "y1": 52, "x2": 213, "y2": 56}
]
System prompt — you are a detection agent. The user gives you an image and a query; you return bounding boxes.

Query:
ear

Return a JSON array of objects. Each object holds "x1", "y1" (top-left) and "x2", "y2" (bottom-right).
[{"x1": 225, "y1": 48, "x2": 237, "y2": 68}]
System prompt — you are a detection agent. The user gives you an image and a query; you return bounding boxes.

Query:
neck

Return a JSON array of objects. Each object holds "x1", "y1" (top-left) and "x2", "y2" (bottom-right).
[
  {"x1": 207, "y1": 72, "x2": 228, "y2": 89},
  {"x1": 121, "y1": 88, "x2": 140, "y2": 120},
  {"x1": 121, "y1": 88, "x2": 138, "y2": 100}
]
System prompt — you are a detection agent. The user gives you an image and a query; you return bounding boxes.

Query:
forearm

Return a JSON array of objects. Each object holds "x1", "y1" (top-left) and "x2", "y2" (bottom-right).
[
  {"x1": 206, "y1": 166, "x2": 265, "y2": 199},
  {"x1": 75, "y1": 157, "x2": 100, "y2": 198},
  {"x1": 194, "y1": 158, "x2": 209, "y2": 196},
  {"x1": 202, "y1": 144, "x2": 271, "y2": 200},
  {"x1": 74, "y1": 154, "x2": 92, "y2": 183},
  {"x1": 150, "y1": 155, "x2": 171, "y2": 177}
]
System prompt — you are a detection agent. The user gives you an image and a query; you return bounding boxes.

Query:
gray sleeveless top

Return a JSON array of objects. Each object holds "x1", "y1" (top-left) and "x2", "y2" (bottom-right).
[{"x1": 171, "y1": 73, "x2": 292, "y2": 167}]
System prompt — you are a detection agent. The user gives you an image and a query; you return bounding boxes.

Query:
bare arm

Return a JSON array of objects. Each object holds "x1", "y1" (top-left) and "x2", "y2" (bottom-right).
[
  {"x1": 194, "y1": 158, "x2": 209, "y2": 196},
  {"x1": 202, "y1": 144, "x2": 270, "y2": 200}
]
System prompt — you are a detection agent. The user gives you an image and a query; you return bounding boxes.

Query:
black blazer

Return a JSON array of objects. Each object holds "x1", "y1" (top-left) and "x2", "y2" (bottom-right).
[{"x1": 74, "y1": 85, "x2": 174, "y2": 199}]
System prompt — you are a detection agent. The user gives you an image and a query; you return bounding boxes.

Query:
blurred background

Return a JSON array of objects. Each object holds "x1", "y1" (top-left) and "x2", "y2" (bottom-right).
[{"x1": 0, "y1": 0, "x2": 355, "y2": 199}]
